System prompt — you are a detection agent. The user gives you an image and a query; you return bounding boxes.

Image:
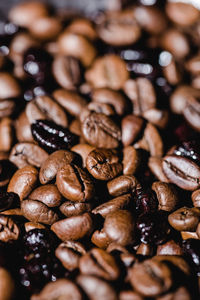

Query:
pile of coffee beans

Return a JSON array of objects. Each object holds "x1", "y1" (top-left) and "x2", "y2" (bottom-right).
[{"x1": 0, "y1": 0, "x2": 200, "y2": 299}]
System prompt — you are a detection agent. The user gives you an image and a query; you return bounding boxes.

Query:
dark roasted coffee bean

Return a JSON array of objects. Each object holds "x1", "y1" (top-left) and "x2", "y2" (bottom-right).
[
  {"x1": 123, "y1": 146, "x2": 140, "y2": 175},
  {"x1": 134, "y1": 185, "x2": 158, "y2": 216},
  {"x1": 168, "y1": 207, "x2": 200, "y2": 232},
  {"x1": 0, "y1": 215, "x2": 20, "y2": 242},
  {"x1": 31, "y1": 119, "x2": 77, "y2": 153},
  {"x1": 182, "y1": 239, "x2": 200, "y2": 276},
  {"x1": 29, "y1": 184, "x2": 62, "y2": 208},
  {"x1": 121, "y1": 115, "x2": 144, "y2": 146},
  {"x1": 0, "y1": 191, "x2": 19, "y2": 212}
]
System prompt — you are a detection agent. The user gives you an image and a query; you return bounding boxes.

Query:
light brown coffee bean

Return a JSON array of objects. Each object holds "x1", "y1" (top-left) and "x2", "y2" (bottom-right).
[
  {"x1": 60, "y1": 201, "x2": 92, "y2": 217},
  {"x1": 79, "y1": 248, "x2": 119, "y2": 280},
  {"x1": 24, "y1": 222, "x2": 45, "y2": 232},
  {"x1": 104, "y1": 210, "x2": 135, "y2": 246},
  {"x1": 0, "y1": 215, "x2": 20, "y2": 242},
  {"x1": 143, "y1": 109, "x2": 169, "y2": 129},
  {"x1": 0, "y1": 267, "x2": 15, "y2": 300},
  {"x1": 0, "y1": 72, "x2": 20, "y2": 99},
  {"x1": 81, "y1": 112, "x2": 121, "y2": 149},
  {"x1": 0, "y1": 99, "x2": 15, "y2": 118},
  {"x1": 97, "y1": 10, "x2": 140, "y2": 46},
  {"x1": 9, "y1": 143, "x2": 48, "y2": 169},
  {"x1": 123, "y1": 78, "x2": 156, "y2": 116},
  {"x1": 21, "y1": 199, "x2": 59, "y2": 225},
  {"x1": 39, "y1": 150, "x2": 75, "y2": 184},
  {"x1": 121, "y1": 115, "x2": 144, "y2": 146},
  {"x1": 92, "y1": 194, "x2": 131, "y2": 218},
  {"x1": 15, "y1": 111, "x2": 34, "y2": 143},
  {"x1": 53, "y1": 89, "x2": 87, "y2": 118},
  {"x1": 168, "y1": 207, "x2": 200, "y2": 231},
  {"x1": 166, "y1": 2, "x2": 199, "y2": 27},
  {"x1": 86, "y1": 54, "x2": 129, "y2": 90},
  {"x1": 148, "y1": 157, "x2": 169, "y2": 183},
  {"x1": 7, "y1": 165, "x2": 38, "y2": 200},
  {"x1": 51, "y1": 213, "x2": 93, "y2": 241},
  {"x1": 58, "y1": 31, "x2": 96, "y2": 67},
  {"x1": 31, "y1": 279, "x2": 82, "y2": 300},
  {"x1": 123, "y1": 146, "x2": 140, "y2": 175},
  {"x1": 52, "y1": 56, "x2": 81, "y2": 90},
  {"x1": 86, "y1": 148, "x2": 122, "y2": 180},
  {"x1": 152, "y1": 181, "x2": 179, "y2": 212},
  {"x1": 162, "y1": 155, "x2": 200, "y2": 191},
  {"x1": 157, "y1": 240, "x2": 183, "y2": 256},
  {"x1": 77, "y1": 275, "x2": 117, "y2": 300},
  {"x1": 29, "y1": 184, "x2": 62, "y2": 207},
  {"x1": 55, "y1": 241, "x2": 86, "y2": 271},
  {"x1": 25, "y1": 95, "x2": 68, "y2": 127},
  {"x1": 71, "y1": 144, "x2": 95, "y2": 167},
  {"x1": 107, "y1": 175, "x2": 138, "y2": 196},
  {"x1": 91, "y1": 230, "x2": 111, "y2": 249},
  {"x1": 29, "y1": 16, "x2": 62, "y2": 40},
  {"x1": 192, "y1": 189, "x2": 200, "y2": 207},
  {"x1": 67, "y1": 18, "x2": 97, "y2": 40},
  {"x1": 56, "y1": 164, "x2": 94, "y2": 202},
  {"x1": 0, "y1": 118, "x2": 13, "y2": 152}
]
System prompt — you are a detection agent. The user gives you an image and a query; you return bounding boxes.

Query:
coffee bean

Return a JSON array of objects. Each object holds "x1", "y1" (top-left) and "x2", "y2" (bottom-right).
[
  {"x1": 56, "y1": 164, "x2": 95, "y2": 202},
  {"x1": 143, "y1": 108, "x2": 169, "y2": 129},
  {"x1": 148, "y1": 157, "x2": 169, "y2": 183},
  {"x1": 71, "y1": 144, "x2": 95, "y2": 168},
  {"x1": 97, "y1": 10, "x2": 141, "y2": 46},
  {"x1": 29, "y1": 184, "x2": 62, "y2": 207},
  {"x1": 168, "y1": 207, "x2": 200, "y2": 231},
  {"x1": 21, "y1": 199, "x2": 59, "y2": 225},
  {"x1": 77, "y1": 275, "x2": 117, "y2": 300},
  {"x1": 25, "y1": 222, "x2": 45, "y2": 232},
  {"x1": 181, "y1": 231, "x2": 199, "y2": 240},
  {"x1": 0, "y1": 215, "x2": 20, "y2": 242},
  {"x1": 60, "y1": 201, "x2": 92, "y2": 217},
  {"x1": 29, "y1": 16, "x2": 62, "y2": 41},
  {"x1": 166, "y1": 2, "x2": 199, "y2": 27},
  {"x1": 15, "y1": 111, "x2": 34, "y2": 143},
  {"x1": 67, "y1": 18, "x2": 97, "y2": 40},
  {"x1": 31, "y1": 279, "x2": 82, "y2": 300},
  {"x1": 0, "y1": 99, "x2": 15, "y2": 118},
  {"x1": 86, "y1": 148, "x2": 122, "y2": 180},
  {"x1": 156, "y1": 240, "x2": 183, "y2": 256},
  {"x1": 0, "y1": 267, "x2": 15, "y2": 300},
  {"x1": 86, "y1": 54, "x2": 129, "y2": 90},
  {"x1": 107, "y1": 175, "x2": 138, "y2": 196},
  {"x1": 55, "y1": 241, "x2": 86, "y2": 271},
  {"x1": 192, "y1": 189, "x2": 200, "y2": 207},
  {"x1": 162, "y1": 155, "x2": 200, "y2": 191},
  {"x1": 185, "y1": 54, "x2": 200, "y2": 76},
  {"x1": 123, "y1": 146, "x2": 140, "y2": 175},
  {"x1": 121, "y1": 115, "x2": 144, "y2": 146},
  {"x1": 51, "y1": 213, "x2": 93, "y2": 241},
  {"x1": 81, "y1": 112, "x2": 121, "y2": 148},
  {"x1": 0, "y1": 118, "x2": 13, "y2": 152},
  {"x1": 39, "y1": 150, "x2": 76, "y2": 184},
  {"x1": 79, "y1": 248, "x2": 119, "y2": 280},
  {"x1": 0, "y1": 72, "x2": 21, "y2": 99},
  {"x1": 9, "y1": 142, "x2": 48, "y2": 169}
]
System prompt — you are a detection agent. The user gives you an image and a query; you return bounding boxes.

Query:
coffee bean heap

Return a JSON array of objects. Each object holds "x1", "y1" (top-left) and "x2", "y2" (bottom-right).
[{"x1": 0, "y1": 1, "x2": 200, "y2": 299}]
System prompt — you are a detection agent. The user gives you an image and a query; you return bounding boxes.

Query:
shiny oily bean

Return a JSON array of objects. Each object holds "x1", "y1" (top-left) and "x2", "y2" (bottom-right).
[
  {"x1": 29, "y1": 184, "x2": 62, "y2": 207},
  {"x1": 162, "y1": 155, "x2": 200, "y2": 191},
  {"x1": 56, "y1": 164, "x2": 94, "y2": 202},
  {"x1": 60, "y1": 201, "x2": 92, "y2": 217},
  {"x1": 81, "y1": 112, "x2": 121, "y2": 149},
  {"x1": 86, "y1": 148, "x2": 122, "y2": 181},
  {"x1": 55, "y1": 241, "x2": 86, "y2": 271},
  {"x1": 0, "y1": 72, "x2": 21, "y2": 99},
  {"x1": 51, "y1": 213, "x2": 93, "y2": 241},
  {"x1": 152, "y1": 182, "x2": 179, "y2": 212},
  {"x1": 0, "y1": 267, "x2": 15, "y2": 300},
  {"x1": 9, "y1": 143, "x2": 48, "y2": 169},
  {"x1": 79, "y1": 248, "x2": 119, "y2": 280},
  {"x1": 0, "y1": 215, "x2": 20, "y2": 242},
  {"x1": 24, "y1": 222, "x2": 45, "y2": 232},
  {"x1": 15, "y1": 111, "x2": 34, "y2": 143},
  {"x1": 86, "y1": 54, "x2": 129, "y2": 90},
  {"x1": 0, "y1": 118, "x2": 13, "y2": 152},
  {"x1": 21, "y1": 199, "x2": 58, "y2": 225},
  {"x1": 157, "y1": 240, "x2": 183, "y2": 256},
  {"x1": 31, "y1": 279, "x2": 82, "y2": 300},
  {"x1": 39, "y1": 150, "x2": 75, "y2": 184},
  {"x1": 92, "y1": 194, "x2": 131, "y2": 218},
  {"x1": 192, "y1": 189, "x2": 200, "y2": 207},
  {"x1": 168, "y1": 207, "x2": 200, "y2": 231},
  {"x1": 107, "y1": 175, "x2": 138, "y2": 197},
  {"x1": 71, "y1": 144, "x2": 95, "y2": 167},
  {"x1": 121, "y1": 115, "x2": 144, "y2": 146},
  {"x1": 123, "y1": 146, "x2": 140, "y2": 175},
  {"x1": 7, "y1": 165, "x2": 38, "y2": 200}
]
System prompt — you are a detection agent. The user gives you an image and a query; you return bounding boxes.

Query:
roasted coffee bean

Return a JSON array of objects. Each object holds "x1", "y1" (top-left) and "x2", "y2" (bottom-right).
[
  {"x1": 148, "y1": 157, "x2": 169, "y2": 183},
  {"x1": 134, "y1": 185, "x2": 158, "y2": 215},
  {"x1": 60, "y1": 201, "x2": 92, "y2": 217},
  {"x1": 31, "y1": 119, "x2": 77, "y2": 153},
  {"x1": 56, "y1": 164, "x2": 95, "y2": 202},
  {"x1": 0, "y1": 118, "x2": 13, "y2": 152},
  {"x1": 0, "y1": 99, "x2": 16, "y2": 119},
  {"x1": 143, "y1": 108, "x2": 169, "y2": 129},
  {"x1": 162, "y1": 155, "x2": 200, "y2": 191},
  {"x1": 7, "y1": 165, "x2": 38, "y2": 200},
  {"x1": 15, "y1": 111, "x2": 34, "y2": 143},
  {"x1": 77, "y1": 275, "x2": 117, "y2": 300},
  {"x1": 51, "y1": 213, "x2": 93, "y2": 241},
  {"x1": 107, "y1": 175, "x2": 138, "y2": 196},
  {"x1": 129, "y1": 258, "x2": 172, "y2": 297},
  {"x1": 86, "y1": 148, "x2": 122, "y2": 180},
  {"x1": 86, "y1": 54, "x2": 129, "y2": 90},
  {"x1": 92, "y1": 194, "x2": 131, "y2": 218},
  {"x1": 157, "y1": 240, "x2": 183, "y2": 256},
  {"x1": 55, "y1": 241, "x2": 86, "y2": 271},
  {"x1": 192, "y1": 189, "x2": 200, "y2": 207},
  {"x1": 67, "y1": 18, "x2": 97, "y2": 40},
  {"x1": 0, "y1": 191, "x2": 19, "y2": 212},
  {"x1": 173, "y1": 140, "x2": 200, "y2": 165},
  {"x1": 103, "y1": 210, "x2": 135, "y2": 246},
  {"x1": 185, "y1": 54, "x2": 200, "y2": 76},
  {"x1": 31, "y1": 279, "x2": 82, "y2": 300},
  {"x1": 168, "y1": 207, "x2": 200, "y2": 231},
  {"x1": 39, "y1": 150, "x2": 75, "y2": 184},
  {"x1": 29, "y1": 184, "x2": 62, "y2": 207},
  {"x1": 91, "y1": 229, "x2": 111, "y2": 250},
  {"x1": 52, "y1": 56, "x2": 81, "y2": 90},
  {"x1": 123, "y1": 146, "x2": 140, "y2": 175},
  {"x1": 0, "y1": 215, "x2": 20, "y2": 242},
  {"x1": 9, "y1": 142, "x2": 48, "y2": 169},
  {"x1": 166, "y1": 2, "x2": 199, "y2": 27},
  {"x1": 121, "y1": 115, "x2": 144, "y2": 146},
  {"x1": 53, "y1": 89, "x2": 87, "y2": 118},
  {"x1": 21, "y1": 199, "x2": 59, "y2": 225},
  {"x1": 0, "y1": 72, "x2": 21, "y2": 99},
  {"x1": 152, "y1": 181, "x2": 179, "y2": 212},
  {"x1": 25, "y1": 95, "x2": 68, "y2": 127},
  {"x1": 79, "y1": 248, "x2": 119, "y2": 280},
  {"x1": 81, "y1": 112, "x2": 121, "y2": 148},
  {"x1": 0, "y1": 267, "x2": 15, "y2": 300},
  {"x1": 97, "y1": 10, "x2": 141, "y2": 46},
  {"x1": 29, "y1": 16, "x2": 62, "y2": 41},
  {"x1": 25, "y1": 222, "x2": 45, "y2": 232}
]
